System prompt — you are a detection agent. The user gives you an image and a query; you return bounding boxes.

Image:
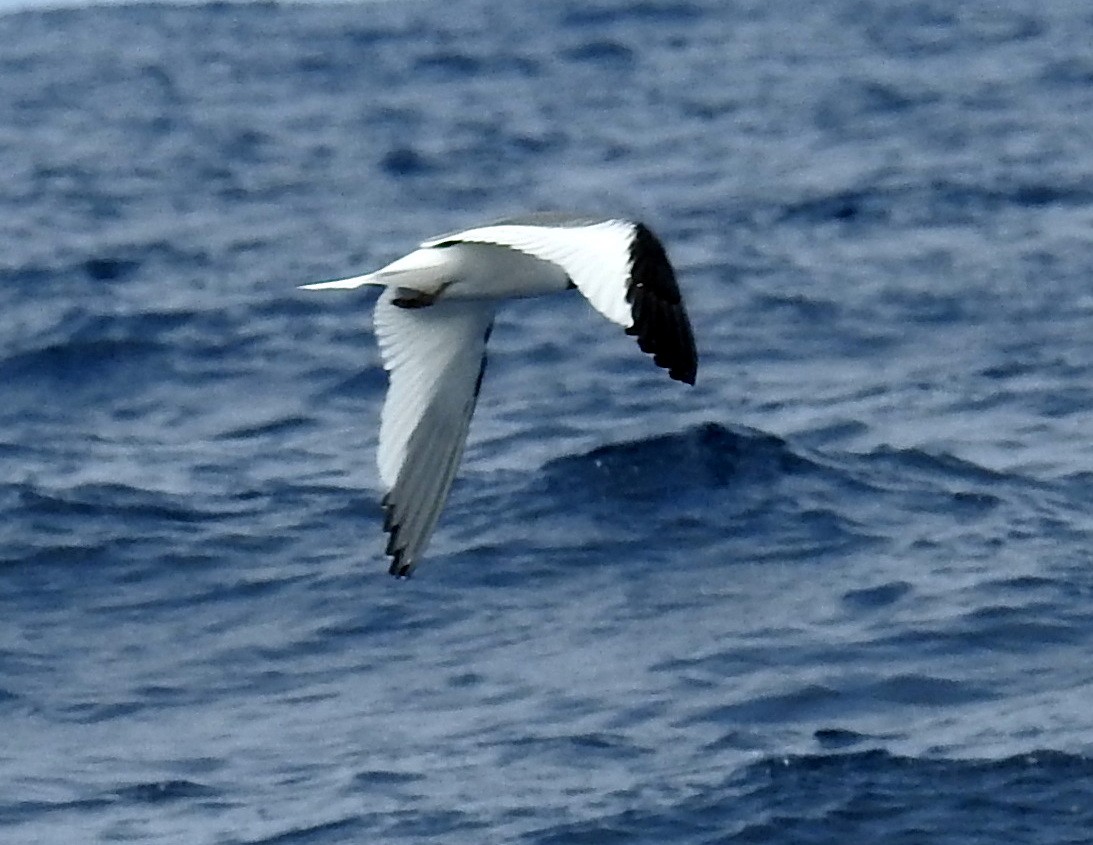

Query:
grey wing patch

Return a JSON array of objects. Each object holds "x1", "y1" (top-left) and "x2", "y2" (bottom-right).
[
  {"x1": 424, "y1": 212, "x2": 614, "y2": 247},
  {"x1": 625, "y1": 223, "x2": 698, "y2": 385},
  {"x1": 487, "y1": 211, "x2": 613, "y2": 229},
  {"x1": 383, "y1": 394, "x2": 473, "y2": 577}
]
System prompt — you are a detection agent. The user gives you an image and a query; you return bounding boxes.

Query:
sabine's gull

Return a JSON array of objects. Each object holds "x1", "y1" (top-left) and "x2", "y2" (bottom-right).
[{"x1": 301, "y1": 213, "x2": 698, "y2": 577}]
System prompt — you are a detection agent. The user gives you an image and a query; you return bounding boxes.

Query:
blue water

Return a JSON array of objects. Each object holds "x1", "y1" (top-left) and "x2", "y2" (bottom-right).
[{"x1": 4, "y1": 0, "x2": 1093, "y2": 842}]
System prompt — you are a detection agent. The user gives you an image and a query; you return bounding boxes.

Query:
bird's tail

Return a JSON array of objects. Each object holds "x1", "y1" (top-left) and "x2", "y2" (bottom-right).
[
  {"x1": 299, "y1": 274, "x2": 379, "y2": 291},
  {"x1": 299, "y1": 247, "x2": 452, "y2": 292}
]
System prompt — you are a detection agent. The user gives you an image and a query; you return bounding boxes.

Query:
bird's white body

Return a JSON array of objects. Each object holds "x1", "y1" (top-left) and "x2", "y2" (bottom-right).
[
  {"x1": 394, "y1": 241, "x2": 571, "y2": 301},
  {"x1": 301, "y1": 214, "x2": 697, "y2": 577}
]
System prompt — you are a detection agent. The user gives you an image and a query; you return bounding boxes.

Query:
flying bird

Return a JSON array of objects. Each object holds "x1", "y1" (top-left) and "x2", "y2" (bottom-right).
[{"x1": 301, "y1": 214, "x2": 697, "y2": 577}]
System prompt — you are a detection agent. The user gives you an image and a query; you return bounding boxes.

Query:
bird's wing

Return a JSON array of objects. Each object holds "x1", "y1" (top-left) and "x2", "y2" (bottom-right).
[
  {"x1": 372, "y1": 288, "x2": 495, "y2": 576},
  {"x1": 423, "y1": 218, "x2": 697, "y2": 384}
]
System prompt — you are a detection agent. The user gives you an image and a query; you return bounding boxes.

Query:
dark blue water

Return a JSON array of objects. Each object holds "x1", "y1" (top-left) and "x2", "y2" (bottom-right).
[{"x1": 4, "y1": 1, "x2": 1093, "y2": 842}]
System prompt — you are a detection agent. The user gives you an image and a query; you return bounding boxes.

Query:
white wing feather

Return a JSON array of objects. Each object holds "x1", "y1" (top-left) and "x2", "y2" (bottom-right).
[
  {"x1": 422, "y1": 220, "x2": 636, "y2": 327},
  {"x1": 372, "y1": 288, "x2": 495, "y2": 573}
]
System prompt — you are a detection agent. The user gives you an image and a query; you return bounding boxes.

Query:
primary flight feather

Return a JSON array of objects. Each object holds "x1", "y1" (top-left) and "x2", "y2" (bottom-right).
[{"x1": 301, "y1": 213, "x2": 698, "y2": 577}]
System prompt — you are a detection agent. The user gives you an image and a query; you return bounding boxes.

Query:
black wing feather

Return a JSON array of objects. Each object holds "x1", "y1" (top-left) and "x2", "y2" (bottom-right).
[{"x1": 625, "y1": 224, "x2": 698, "y2": 385}]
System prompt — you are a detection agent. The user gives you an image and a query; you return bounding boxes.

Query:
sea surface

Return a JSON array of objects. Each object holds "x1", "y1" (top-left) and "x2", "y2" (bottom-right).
[{"x1": 4, "y1": 0, "x2": 1093, "y2": 842}]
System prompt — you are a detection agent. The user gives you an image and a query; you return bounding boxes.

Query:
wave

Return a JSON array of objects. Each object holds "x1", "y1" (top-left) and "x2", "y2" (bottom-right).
[
  {"x1": 0, "y1": 337, "x2": 166, "y2": 388},
  {"x1": 538, "y1": 422, "x2": 815, "y2": 494},
  {"x1": 11, "y1": 482, "x2": 235, "y2": 524},
  {"x1": 775, "y1": 179, "x2": 1093, "y2": 227},
  {"x1": 440, "y1": 418, "x2": 1087, "y2": 585},
  {"x1": 530, "y1": 421, "x2": 1035, "y2": 516},
  {"x1": 523, "y1": 749, "x2": 1093, "y2": 845},
  {"x1": 112, "y1": 778, "x2": 217, "y2": 804}
]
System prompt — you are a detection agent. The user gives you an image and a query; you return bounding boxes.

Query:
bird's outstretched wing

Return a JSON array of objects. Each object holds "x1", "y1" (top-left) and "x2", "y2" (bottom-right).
[
  {"x1": 372, "y1": 288, "x2": 495, "y2": 576},
  {"x1": 423, "y1": 216, "x2": 697, "y2": 384}
]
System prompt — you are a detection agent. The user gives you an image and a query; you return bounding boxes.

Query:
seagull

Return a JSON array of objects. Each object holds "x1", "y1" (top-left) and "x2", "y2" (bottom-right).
[{"x1": 301, "y1": 213, "x2": 697, "y2": 577}]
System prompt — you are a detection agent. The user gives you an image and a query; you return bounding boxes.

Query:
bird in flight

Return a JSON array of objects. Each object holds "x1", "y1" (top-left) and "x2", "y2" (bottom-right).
[{"x1": 301, "y1": 213, "x2": 697, "y2": 577}]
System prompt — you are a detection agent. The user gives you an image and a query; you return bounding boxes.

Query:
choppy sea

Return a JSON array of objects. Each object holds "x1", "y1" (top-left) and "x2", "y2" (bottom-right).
[{"x1": 4, "y1": 0, "x2": 1093, "y2": 842}]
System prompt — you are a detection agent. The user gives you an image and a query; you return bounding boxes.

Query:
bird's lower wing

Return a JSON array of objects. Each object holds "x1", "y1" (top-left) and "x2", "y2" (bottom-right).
[{"x1": 373, "y1": 289, "x2": 495, "y2": 576}]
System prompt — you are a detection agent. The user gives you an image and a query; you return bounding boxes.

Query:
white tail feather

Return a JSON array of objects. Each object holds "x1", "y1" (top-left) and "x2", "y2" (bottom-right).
[
  {"x1": 299, "y1": 273, "x2": 379, "y2": 291},
  {"x1": 300, "y1": 247, "x2": 454, "y2": 292}
]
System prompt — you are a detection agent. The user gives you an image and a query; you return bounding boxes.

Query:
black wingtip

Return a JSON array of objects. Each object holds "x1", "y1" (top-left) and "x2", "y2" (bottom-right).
[
  {"x1": 673, "y1": 362, "x2": 697, "y2": 386},
  {"x1": 386, "y1": 537, "x2": 414, "y2": 578},
  {"x1": 381, "y1": 493, "x2": 414, "y2": 578},
  {"x1": 626, "y1": 223, "x2": 698, "y2": 385},
  {"x1": 388, "y1": 557, "x2": 413, "y2": 578}
]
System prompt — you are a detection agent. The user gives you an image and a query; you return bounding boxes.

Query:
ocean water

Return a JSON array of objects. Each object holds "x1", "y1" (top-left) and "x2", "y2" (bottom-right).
[{"x1": 3, "y1": 0, "x2": 1093, "y2": 842}]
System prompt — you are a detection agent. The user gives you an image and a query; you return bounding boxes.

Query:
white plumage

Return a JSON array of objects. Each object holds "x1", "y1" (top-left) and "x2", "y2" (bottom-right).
[{"x1": 301, "y1": 213, "x2": 698, "y2": 577}]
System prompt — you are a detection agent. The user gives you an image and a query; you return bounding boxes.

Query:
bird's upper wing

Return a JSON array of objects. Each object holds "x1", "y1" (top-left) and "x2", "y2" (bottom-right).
[
  {"x1": 373, "y1": 288, "x2": 495, "y2": 576},
  {"x1": 422, "y1": 217, "x2": 697, "y2": 384}
]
